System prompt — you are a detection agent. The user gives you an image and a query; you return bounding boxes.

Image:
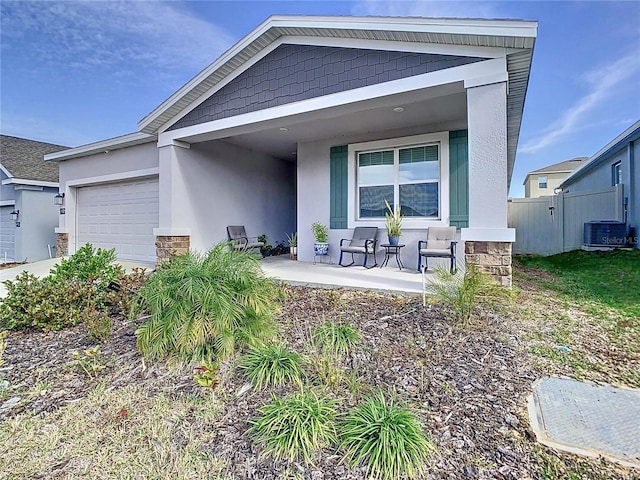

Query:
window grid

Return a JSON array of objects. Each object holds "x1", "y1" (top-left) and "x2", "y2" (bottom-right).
[{"x1": 357, "y1": 143, "x2": 440, "y2": 219}]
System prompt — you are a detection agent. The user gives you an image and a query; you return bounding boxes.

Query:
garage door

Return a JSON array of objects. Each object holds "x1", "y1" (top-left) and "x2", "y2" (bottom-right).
[
  {"x1": 77, "y1": 177, "x2": 159, "y2": 262},
  {"x1": 0, "y1": 205, "x2": 16, "y2": 262}
]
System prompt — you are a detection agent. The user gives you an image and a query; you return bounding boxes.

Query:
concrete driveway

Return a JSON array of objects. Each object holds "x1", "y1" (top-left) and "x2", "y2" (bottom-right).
[{"x1": 0, "y1": 258, "x2": 155, "y2": 298}]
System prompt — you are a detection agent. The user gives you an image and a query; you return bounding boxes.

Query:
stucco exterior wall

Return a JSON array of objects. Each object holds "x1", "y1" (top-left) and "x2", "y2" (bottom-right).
[
  {"x1": 58, "y1": 142, "x2": 159, "y2": 185},
  {"x1": 563, "y1": 143, "x2": 638, "y2": 247},
  {"x1": 466, "y1": 81, "x2": 507, "y2": 230},
  {"x1": 13, "y1": 187, "x2": 58, "y2": 262},
  {"x1": 170, "y1": 140, "x2": 296, "y2": 253},
  {"x1": 56, "y1": 142, "x2": 159, "y2": 240},
  {"x1": 297, "y1": 121, "x2": 464, "y2": 267},
  {"x1": 563, "y1": 148, "x2": 626, "y2": 193}
]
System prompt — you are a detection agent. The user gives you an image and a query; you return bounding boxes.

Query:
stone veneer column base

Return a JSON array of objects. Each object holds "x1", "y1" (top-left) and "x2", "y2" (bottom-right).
[
  {"x1": 56, "y1": 233, "x2": 69, "y2": 257},
  {"x1": 464, "y1": 241, "x2": 512, "y2": 287},
  {"x1": 155, "y1": 235, "x2": 190, "y2": 267}
]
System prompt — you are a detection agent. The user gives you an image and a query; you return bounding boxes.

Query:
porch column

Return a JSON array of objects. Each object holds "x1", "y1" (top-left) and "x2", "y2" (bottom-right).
[
  {"x1": 153, "y1": 142, "x2": 192, "y2": 266},
  {"x1": 462, "y1": 80, "x2": 515, "y2": 287}
]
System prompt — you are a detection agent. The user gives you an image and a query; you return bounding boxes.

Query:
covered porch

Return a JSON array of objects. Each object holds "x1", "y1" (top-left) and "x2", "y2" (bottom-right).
[{"x1": 260, "y1": 254, "x2": 465, "y2": 295}]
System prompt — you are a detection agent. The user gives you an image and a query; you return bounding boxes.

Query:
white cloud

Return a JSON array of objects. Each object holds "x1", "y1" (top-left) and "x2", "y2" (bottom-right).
[
  {"x1": 351, "y1": 0, "x2": 507, "y2": 19},
  {"x1": 0, "y1": 1, "x2": 235, "y2": 80},
  {"x1": 519, "y1": 51, "x2": 640, "y2": 154}
]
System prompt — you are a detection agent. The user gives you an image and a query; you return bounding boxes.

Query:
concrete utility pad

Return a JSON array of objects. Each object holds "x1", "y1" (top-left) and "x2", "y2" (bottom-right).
[{"x1": 528, "y1": 376, "x2": 640, "y2": 468}]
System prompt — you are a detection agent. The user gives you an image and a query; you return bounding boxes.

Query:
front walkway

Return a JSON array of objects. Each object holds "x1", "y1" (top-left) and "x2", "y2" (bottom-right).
[{"x1": 260, "y1": 255, "x2": 462, "y2": 295}]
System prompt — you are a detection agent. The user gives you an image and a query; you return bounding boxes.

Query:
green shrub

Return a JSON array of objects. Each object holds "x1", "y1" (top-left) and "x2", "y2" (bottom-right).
[
  {"x1": 0, "y1": 331, "x2": 6, "y2": 368},
  {"x1": 106, "y1": 267, "x2": 148, "y2": 315},
  {"x1": 85, "y1": 307, "x2": 112, "y2": 343},
  {"x1": 133, "y1": 243, "x2": 280, "y2": 361},
  {"x1": 240, "y1": 344, "x2": 304, "y2": 389},
  {"x1": 427, "y1": 264, "x2": 513, "y2": 327},
  {"x1": 50, "y1": 243, "x2": 123, "y2": 284},
  {"x1": 313, "y1": 321, "x2": 360, "y2": 354},
  {"x1": 340, "y1": 391, "x2": 435, "y2": 480},
  {"x1": 249, "y1": 390, "x2": 337, "y2": 462},
  {"x1": 0, "y1": 272, "x2": 88, "y2": 330}
]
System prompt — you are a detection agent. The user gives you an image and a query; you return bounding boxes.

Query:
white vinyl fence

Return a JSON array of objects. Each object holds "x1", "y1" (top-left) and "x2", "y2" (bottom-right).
[{"x1": 508, "y1": 185, "x2": 624, "y2": 255}]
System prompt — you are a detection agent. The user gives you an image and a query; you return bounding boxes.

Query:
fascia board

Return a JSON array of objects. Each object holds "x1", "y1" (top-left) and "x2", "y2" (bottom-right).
[
  {"x1": 138, "y1": 18, "x2": 278, "y2": 133},
  {"x1": 267, "y1": 15, "x2": 538, "y2": 38},
  {"x1": 44, "y1": 132, "x2": 156, "y2": 162},
  {"x1": 0, "y1": 163, "x2": 12, "y2": 178},
  {"x1": 1, "y1": 178, "x2": 58, "y2": 188}
]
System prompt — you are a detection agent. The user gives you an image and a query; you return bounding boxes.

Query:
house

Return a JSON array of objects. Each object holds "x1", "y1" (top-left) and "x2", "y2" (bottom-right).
[
  {"x1": 0, "y1": 135, "x2": 67, "y2": 262},
  {"x1": 45, "y1": 15, "x2": 537, "y2": 286},
  {"x1": 523, "y1": 157, "x2": 586, "y2": 198},
  {"x1": 557, "y1": 119, "x2": 639, "y2": 248}
]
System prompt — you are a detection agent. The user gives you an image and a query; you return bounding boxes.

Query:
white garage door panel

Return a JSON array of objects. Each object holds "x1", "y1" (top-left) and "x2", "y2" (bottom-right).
[
  {"x1": 0, "y1": 206, "x2": 16, "y2": 261},
  {"x1": 77, "y1": 178, "x2": 159, "y2": 262}
]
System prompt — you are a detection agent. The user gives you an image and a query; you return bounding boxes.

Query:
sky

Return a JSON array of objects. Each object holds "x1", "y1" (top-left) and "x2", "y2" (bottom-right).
[{"x1": 1, "y1": 0, "x2": 639, "y2": 197}]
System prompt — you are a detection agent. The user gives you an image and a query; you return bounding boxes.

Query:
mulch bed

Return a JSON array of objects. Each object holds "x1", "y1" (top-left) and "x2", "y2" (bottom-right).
[{"x1": 0, "y1": 286, "x2": 632, "y2": 479}]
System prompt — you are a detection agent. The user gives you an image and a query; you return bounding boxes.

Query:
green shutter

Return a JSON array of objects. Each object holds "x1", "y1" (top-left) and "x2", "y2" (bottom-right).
[
  {"x1": 449, "y1": 130, "x2": 469, "y2": 228},
  {"x1": 330, "y1": 145, "x2": 348, "y2": 229}
]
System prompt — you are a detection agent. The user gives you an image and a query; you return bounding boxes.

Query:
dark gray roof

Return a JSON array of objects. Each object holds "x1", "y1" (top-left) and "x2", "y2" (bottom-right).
[
  {"x1": 0, "y1": 135, "x2": 68, "y2": 183},
  {"x1": 528, "y1": 157, "x2": 587, "y2": 175}
]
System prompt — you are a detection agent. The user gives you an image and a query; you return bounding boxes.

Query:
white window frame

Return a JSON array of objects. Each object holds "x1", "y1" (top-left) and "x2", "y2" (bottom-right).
[
  {"x1": 538, "y1": 175, "x2": 548, "y2": 189},
  {"x1": 612, "y1": 162, "x2": 622, "y2": 186},
  {"x1": 347, "y1": 132, "x2": 450, "y2": 229}
]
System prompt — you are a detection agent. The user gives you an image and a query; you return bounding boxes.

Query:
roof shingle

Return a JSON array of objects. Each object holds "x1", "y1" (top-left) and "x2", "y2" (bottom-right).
[{"x1": 0, "y1": 135, "x2": 67, "y2": 183}]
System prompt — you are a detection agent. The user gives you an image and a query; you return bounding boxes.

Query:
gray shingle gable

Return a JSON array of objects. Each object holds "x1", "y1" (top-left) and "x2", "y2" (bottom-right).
[
  {"x1": 0, "y1": 135, "x2": 68, "y2": 183},
  {"x1": 169, "y1": 44, "x2": 487, "y2": 130}
]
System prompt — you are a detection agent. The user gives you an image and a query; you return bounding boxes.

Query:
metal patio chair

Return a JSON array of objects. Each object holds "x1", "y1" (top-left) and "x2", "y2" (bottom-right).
[
  {"x1": 227, "y1": 225, "x2": 264, "y2": 253},
  {"x1": 417, "y1": 226, "x2": 457, "y2": 273},
  {"x1": 338, "y1": 226, "x2": 378, "y2": 268}
]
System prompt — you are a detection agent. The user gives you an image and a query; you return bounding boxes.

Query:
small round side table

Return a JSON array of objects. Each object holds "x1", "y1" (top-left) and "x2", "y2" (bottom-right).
[{"x1": 380, "y1": 243, "x2": 405, "y2": 270}]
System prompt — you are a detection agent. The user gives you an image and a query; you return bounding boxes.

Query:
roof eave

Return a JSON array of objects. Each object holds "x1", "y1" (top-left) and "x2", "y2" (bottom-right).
[
  {"x1": 44, "y1": 132, "x2": 157, "y2": 162},
  {"x1": 558, "y1": 120, "x2": 640, "y2": 189}
]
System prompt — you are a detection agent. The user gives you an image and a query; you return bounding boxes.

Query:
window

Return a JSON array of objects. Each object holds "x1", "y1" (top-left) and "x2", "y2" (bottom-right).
[
  {"x1": 357, "y1": 144, "x2": 439, "y2": 219},
  {"x1": 538, "y1": 175, "x2": 548, "y2": 189},
  {"x1": 612, "y1": 162, "x2": 622, "y2": 186}
]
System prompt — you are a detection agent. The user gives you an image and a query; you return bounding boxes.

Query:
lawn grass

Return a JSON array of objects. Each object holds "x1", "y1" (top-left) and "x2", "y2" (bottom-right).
[
  {"x1": 0, "y1": 384, "x2": 227, "y2": 480},
  {"x1": 515, "y1": 249, "x2": 640, "y2": 319},
  {"x1": 514, "y1": 249, "x2": 640, "y2": 387}
]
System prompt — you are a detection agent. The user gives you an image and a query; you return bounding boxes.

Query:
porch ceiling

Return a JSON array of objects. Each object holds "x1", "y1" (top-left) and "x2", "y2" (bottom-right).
[{"x1": 182, "y1": 81, "x2": 467, "y2": 160}]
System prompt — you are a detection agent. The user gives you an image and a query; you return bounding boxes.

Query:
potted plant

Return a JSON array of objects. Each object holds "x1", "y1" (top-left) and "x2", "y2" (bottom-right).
[
  {"x1": 311, "y1": 222, "x2": 329, "y2": 256},
  {"x1": 384, "y1": 199, "x2": 402, "y2": 246},
  {"x1": 286, "y1": 232, "x2": 298, "y2": 260}
]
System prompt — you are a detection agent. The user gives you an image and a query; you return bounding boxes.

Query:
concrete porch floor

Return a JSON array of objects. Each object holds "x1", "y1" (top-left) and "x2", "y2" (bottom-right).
[{"x1": 260, "y1": 254, "x2": 464, "y2": 295}]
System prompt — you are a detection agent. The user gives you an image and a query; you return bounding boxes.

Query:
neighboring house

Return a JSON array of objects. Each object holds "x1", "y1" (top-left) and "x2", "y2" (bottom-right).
[
  {"x1": 523, "y1": 157, "x2": 587, "y2": 198},
  {"x1": 557, "y1": 119, "x2": 639, "y2": 248},
  {"x1": 0, "y1": 135, "x2": 67, "y2": 262},
  {"x1": 45, "y1": 15, "x2": 537, "y2": 286}
]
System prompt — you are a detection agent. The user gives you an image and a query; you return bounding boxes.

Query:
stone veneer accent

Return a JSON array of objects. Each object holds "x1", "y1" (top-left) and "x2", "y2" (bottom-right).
[
  {"x1": 156, "y1": 235, "x2": 190, "y2": 267},
  {"x1": 55, "y1": 233, "x2": 69, "y2": 257},
  {"x1": 464, "y1": 241, "x2": 512, "y2": 287}
]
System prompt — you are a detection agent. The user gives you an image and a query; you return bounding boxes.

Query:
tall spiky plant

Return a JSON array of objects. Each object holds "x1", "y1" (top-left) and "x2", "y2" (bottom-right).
[
  {"x1": 133, "y1": 243, "x2": 280, "y2": 361},
  {"x1": 427, "y1": 264, "x2": 513, "y2": 327}
]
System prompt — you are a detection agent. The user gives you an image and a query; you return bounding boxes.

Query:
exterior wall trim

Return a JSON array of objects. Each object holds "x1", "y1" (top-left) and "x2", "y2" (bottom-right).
[
  {"x1": 346, "y1": 131, "x2": 450, "y2": 229},
  {"x1": 1, "y1": 178, "x2": 59, "y2": 188},
  {"x1": 159, "y1": 57, "x2": 506, "y2": 146},
  {"x1": 64, "y1": 168, "x2": 159, "y2": 188}
]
